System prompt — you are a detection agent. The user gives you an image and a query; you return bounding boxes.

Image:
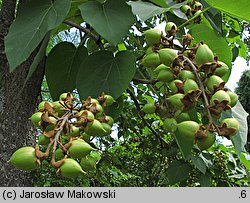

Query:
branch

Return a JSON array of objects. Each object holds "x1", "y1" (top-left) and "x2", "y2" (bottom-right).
[
  {"x1": 132, "y1": 78, "x2": 158, "y2": 84},
  {"x1": 63, "y1": 20, "x2": 103, "y2": 49},
  {"x1": 126, "y1": 88, "x2": 168, "y2": 145}
]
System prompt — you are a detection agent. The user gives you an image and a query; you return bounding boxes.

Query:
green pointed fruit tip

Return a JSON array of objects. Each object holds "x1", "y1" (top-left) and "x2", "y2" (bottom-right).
[
  {"x1": 146, "y1": 46, "x2": 154, "y2": 55},
  {"x1": 60, "y1": 158, "x2": 84, "y2": 178},
  {"x1": 157, "y1": 69, "x2": 174, "y2": 82},
  {"x1": 195, "y1": 43, "x2": 214, "y2": 66},
  {"x1": 168, "y1": 93, "x2": 184, "y2": 109},
  {"x1": 226, "y1": 91, "x2": 238, "y2": 108},
  {"x1": 222, "y1": 118, "x2": 240, "y2": 136},
  {"x1": 158, "y1": 48, "x2": 178, "y2": 66},
  {"x1": 101, "y1": 123, "x2": 112, "y2": 136},
  {"x1": 211, "y1": 90, "x2": 231, "y2": 105},
  {"x1": 9, "y1": 146, "x2": 39, "y2": 171},
  {"x1": 165, "y1": 22, "x2": 177, "y2": 32},
  {"x1": 197, "y1": 132, "x2": 216, "y2": 151},
  {"x1": 69, "y1": 126, "x2": 80, "y2": 137},
  {"x1": 174, "y1": 110, "x2": 190, "y2": 123},
  {"x1": 85, "y1": 119, "x2": 106, "y2": 136},
  {"x1": 38, "y1": 135, "x2": 50, "y2": 146},
  {"x1": 214, "y1": 61, "x2": 229, "y2": 77},
  {"x1": 144, "y1": 28, "x2": 162, "y2": 45},
  {"x1": 168, "y1": 79, "x2": 183, "y2": 93},
  {"x1": 30, "y1": 112, "x2": 43, "y2": 127},
  {"x1": 141, "y1": 52, "x2": 161, "y2": 68},
  {"x1": 183, "y1": 79, "x2": 199, "y2": 94},
  {"x1": 68, "y1": 139, "x2": 94, "y2": 159},
  {"x1": 153, "y1": 64, "x2": 170, "y2": 74},
  {"x1": 103, "y1": 94, "x2": 115, "y2": 106},
  {"x1": 177, "y1": 121, "x2": 200, "y2": 139},
  {"x1": 80, "y1": 156, "x2": 97, "y2": 172},
  {"x1": 206, "y1": 75, "x2": 224, "y2": 92},
  {"x1": 163, "y1": 118, "x2": 177, "y2": 132},
  {"x1": 142, "y1": 103, "x2": 156, "y2": 114},
  {"x1": 55, "y1": 148, "x2": 65, "y2": 161},
  {"x1": 80, "y1": 132, "x2": 91, "y2": 142},
  {"x1": 178, "y1": 70, "x2": 195, "y2": 81}
]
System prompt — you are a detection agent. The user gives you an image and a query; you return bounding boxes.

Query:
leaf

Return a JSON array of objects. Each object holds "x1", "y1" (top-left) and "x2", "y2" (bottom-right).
[
  {"x1": 174, "y1": 129, "x2": 194, "y2": 160},
  {"x1": 167, "y1": 160, "x2": 192, "y2": 185},
  {"x1": 45, "y1": 42, "x2": 88, "y2": 100},
  {"x1": 189, "y1": 19, "x2": 233, "y2": 82},
  {"x1": 128, "y1": 1, "x2": 167, "y2": 21},
  {"x1": 79, "y1": 0, "x2": 135, "y2": 44},
  {"x1": 221, "y1": 102, "x2": 249, "y2": 157},
  {"x1": 199, "y1": 172, "x2": 212, "y2": 186},
  {"x1": 240, "y1": 153, "x2": 250, "y2": 170},
  {"x1": 5, "y1": 0, "x2": 71, "y2": 72},
  {"x1": 205, "y1": 0, "x2": 250, "y2": 21},
  {"x1": 191, "y1": 156, "x2": 207, "y2": 174},
  {"x1": 76, "y1": 50, "x2": 136, "y2": 99},
  {"x1": 104, "y1": 95, "x2": 124, "y2": 120},
  {"x1": 148, "y1": 0, "x2": 168, "y2": 8}
]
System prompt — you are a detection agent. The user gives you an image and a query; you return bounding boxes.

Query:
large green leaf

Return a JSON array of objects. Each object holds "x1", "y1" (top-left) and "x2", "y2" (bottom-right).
[
  {"x1": 191, "y1": 156, "x2": 207, "y2": 174},
  {"x1": 148, "y1": 0, "x2": 168, "y2": 8},
  {"x1": 205, "y1": 0, "x2": 250, "y2": 21},
  {"x1": 76, "y1": 50, "x2": 136, "y2": 99},
  {"x1": 174, "y1": 129, "x2": 194, "y2": 160},
  {"x1": 189, "y1": 20, "x2": 233, "y2": 82},
  {"x1": 79, "y1": 0, "x2": 135, "y2": 44},
  {"x1": 221, "y1": 102, "x2": 248, "y2": 157},
  {"x1": 5, "y1": 0, "x2": 71, "y2": 72},
  {"x1": 167, "y1": 160, "x2": 192, "y2": 185},
  {"x1": 45, "y1": 42, "x2": 88, "y2": 100}
]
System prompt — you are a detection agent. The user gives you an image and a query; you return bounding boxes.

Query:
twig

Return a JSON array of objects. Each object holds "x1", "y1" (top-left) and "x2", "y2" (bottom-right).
[
  {"x1": 132, "y1": 78, "x2": 158, "y2": 84},
  {"x1": 63, "y1": 20, "x2": 103, "y2": 49},
  {"x1": 126, "y1": 88, "x2": 168, "y2": 145}
]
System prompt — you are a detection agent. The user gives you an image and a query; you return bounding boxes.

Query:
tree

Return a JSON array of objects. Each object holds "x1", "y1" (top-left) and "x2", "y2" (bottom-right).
[{"x1": 1, "y1": 0, "x2": 249, "y2": 187}]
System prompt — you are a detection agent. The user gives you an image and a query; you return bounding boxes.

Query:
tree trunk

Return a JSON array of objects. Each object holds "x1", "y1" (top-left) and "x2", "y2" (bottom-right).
[{"x1": 0, "y1": 0, "x2": 45, "y2": 186}]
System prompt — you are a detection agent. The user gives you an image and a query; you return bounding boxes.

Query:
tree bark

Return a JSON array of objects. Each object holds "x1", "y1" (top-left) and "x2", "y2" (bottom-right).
[{"x1": 0, "y1": 0, "x2": 45, "y2": 186}]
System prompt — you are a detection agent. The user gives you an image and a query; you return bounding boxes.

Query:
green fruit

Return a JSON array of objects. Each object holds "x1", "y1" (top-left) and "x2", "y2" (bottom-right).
[
  {"x1": 226, "y1": 91, "x2": 238, "y2": 108},
  {"x1": 69, "y1": 126, "x2": 80, "y2": 137},
  {"x1": 38, "y1": 135, "x2": 50, "y2": 145},
  {"x1": 174, "y1": 110, "x2": 190, "y2": 123},
  {"x1": 181, "y1": 5, "x2": 191, "y2": 14},
  {"x1": 80, "y1": 132, "x2": 91, "y2": 142},
  {"x1": 38, "y1": 101, "x2": 53, "y2": 111},
  {"x1": 178, "y1": 70, "x2": 195, "y2": 81},
  {"x1": 52, "y1": 101, "x2": 64, "y2": 117},
  {"x1": 85, "y1": 119, "x2": 107, "y2": 136},
  {"x1": 146, "y1": 46, "x2": 155, "y2": 55},
  {"x1": 30, "y1": 112, "x2": 43, "y2": 127},
  {"x1": 45, "y1": 116, "x2": 57, "y2": 131},
  {"x1": 168, "y1": 79, "x2": 183, "y2": 93},
  {"x1": 9, "y1": 147, "x2": 39, "y2": 171},
  {"x1": 211, "y1": 90, "x2": 231, "y2": 105},
  {"x1": 165, "y1": 22, "x2": 177, "y2": 33},
  {"x1": 59, "y1": 92, "x2": 73, "y2": 101},
  {"x1": 194, "y1": 1, "x2": 203, "y2": 10},
  {"x1": 153, "y1": 64, "x2": 170, "y2": 74},
  {"x1": 222, "y1": 118, "x2": 240, "y2": 136},
  {"x1": 77, "y1": 110, "x2": 95, "y2": 121},
  {"x1": 157, "y1": 69, "x2": 174, "y2": 82},
  {"x1": 158, "y1": 48, "x2": 178, "y2": 66},
  {"x1": 195, "y1": 43, "x2": 214, "y2": 66},
  {"x1": 206, "y1": 75, "x2": 224, "y2": 92},
  {"x1": 183, "y1": 79, "x2": 199, "y2": 93},
  {"x1": 55, "y1": 148, "x2": 65, "y2": 161},
  {"x1": 142, "y1": 103, "x2": 156, "y2": 114},
  {"x1": 196, "y1": 132, "x2": 216, "y2": 151},
  {"x1": 163, "y1": 118, "x2": 177, "y2": 132},
  {"x1": 141, "y1": 52, "x2": 161, "y2": 68},
  {"x1": 106, "y1": 115, "x2": 114, "y2": 127},
  {"x1": 68, "y1": 139, "x2": 94, "y2": 158},
  {"x1": 144, "y1": 28, "x2": 162, "y2": 45},
  {"x1": 214, "y1": 61, "x2": 229, "y2": 77},
  {"x1": 60, "y1": 158, "x2": 84, "y2": 178},
  {"x1": 168, "y1": 93, "x2": 184, "y2": 109},
  {"x1": 177, "y1": 121, "x2": 200, "y2": 139},
  {"x1": 103, "y1": 94, "x2": 115, "y2": 106},
  {"x1": 80, "y1": 155, "x2": 97, "y2": 172},
  {"x1": 101, "y1": 123, "x2": 112, "y2": 136}
]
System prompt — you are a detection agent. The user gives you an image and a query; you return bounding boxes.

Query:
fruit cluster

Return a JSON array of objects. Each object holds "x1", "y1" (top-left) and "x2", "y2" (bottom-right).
[
  {"x1": 141, "y1": 22, "x2": 240, "y2": 151},
  {"x1": 9, "y1": 92, "x2": 115, "y2": 178}
]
